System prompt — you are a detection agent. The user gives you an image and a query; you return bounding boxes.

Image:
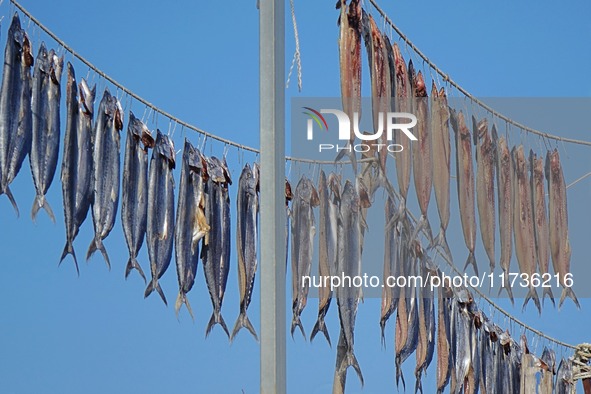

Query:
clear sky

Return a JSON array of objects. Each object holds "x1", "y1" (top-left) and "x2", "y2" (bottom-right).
[{"x1": 0, "y1": 1, "x2": 589, "y2": 393}]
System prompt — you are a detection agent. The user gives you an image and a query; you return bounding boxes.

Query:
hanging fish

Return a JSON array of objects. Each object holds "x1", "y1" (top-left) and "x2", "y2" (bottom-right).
[
  {"x1": 335, "y1": 0, "x2": 362, "y2": 170},
  {"x1": 436, "y1": 283, "x2": 453, "y2": 394},
  {"x1": 201, "y1": 156, "x2": 232, "y2": 337},
  {"x1": 290, "y1": 175, "x2": 319, "y2": 338},
  {"x1": 450, "y1": 109, "x2": 478, "y2": 275},
  {"x1": 121, "y1": 112, "x2": 154, "y2": 283},
  {"x1": 174, "y1": 140, "x2": 208, "y2": 319},
  {"x1": 0, "y1": 13, "x2": 34, "y2": 216},
  {"x1": 30, "y1": 43, "x2": 63, "y2": 222},
  {"x1": 545, "y1": 149, "x2": 579, "y2": 309},
  {"x1": 86, "y1": 89, "x2": 123, "y2": 269},
  {"x1": 285, "y1": 178, "x2": 292, "y2": 272},
  {"x1": 232, "y1": 162, "x2": 259, "y2": 341},
  {"x1": 415, "y1": 254, "x2": 436, "y2": 394},
  {"x1": 555, "y1": 357, "x2": 574, "y2": 393},
  {"x1": 473, "y1": 117, "x2": 496, "y2": 272},
  {"x1": 379, "y1": 197, "x2": 397, "y2": 343}
]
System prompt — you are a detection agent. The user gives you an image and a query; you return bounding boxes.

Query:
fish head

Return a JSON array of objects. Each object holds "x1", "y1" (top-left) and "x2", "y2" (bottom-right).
[
  {"x1": 284, "y1": 179, "x2": 293, "y2": 205},
  {"x1": 540, "y1": 346, "x2": 556, "y2": 374},
  {"x1": 355, "y1": 177, "x2": 371, "y2": 208},
  {"x1": 414, "y1": 71, "x2": 426, "y2": 97},
  {"x1": 79, "y1": 78, "x2": 96, "y2": 116},
  {"x1": 49, "y1": 51, "x2": 64, "y2": 85},
  {"x1": 66, "y1": 61, "x2": 76, "y2": 94},
  {"x1": 207, "y1": 156, "x2": 226, "y2": 183},
  {"x1": 35, "y1": 42, "x2": 48, "y2": 73},
  {"x1": 183, "y1": 140, "x2": 202, "y2": 172},
  {"x1": 341, "y1": 180, "x2": 359, "y2": 212},
  {"x1": 252, "y1": 163, "x2": 260, "y2": 193},
  {"x1": 221, "y1": 157, "x2": 232, "y2": 186},
  {"x1": 113, "y1": 98, "x2": 124, "y2": 131},
  {"x1": 513, "y1": 145, "x2": 526, "y2": 177},
  {"x1": 327, "y1": 172, "x2": 341, "y2": 201},
  {"x1": 22, "y1": 33, "x2": 34, "y2": 67},
  {"x1": 308, "y1": 179, "x2": 320, "y2": 207}
]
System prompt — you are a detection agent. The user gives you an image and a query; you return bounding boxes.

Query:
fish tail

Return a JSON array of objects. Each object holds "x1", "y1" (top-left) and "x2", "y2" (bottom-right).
[
  {"x1": 379, "y1": 319, "x2": 387, "y2": 348},
  {"x1": 395, "y1": 354, "x2": 406, "y2": 390},
  {"x1": 497, "y1": 269, "x2": 515, "y2": 305},
  {"x1": 290, "y1": 313, "x2": 306, "y2": 339},
  {"x1": 86, "y1": 237, "x2": 111, "y2": 270},
  {"x1": 334, "y1": 143, "x2": 357, "y2": 174},
  {"x1": 174, "y1": 291, "x2": 194, "y2": 321},
  {"x1": 542, "y1": 286, "x2": 555, "y2": 308},
  {"x1": 310, "y1": 316, "x2": 331, "y2": 347},
  {"x1": 522, "y1": 286, "x2": 541, "y2": 315},
  {"x1": 463, "y1": 251, "x2": 478, "y2": 276},
  {"x1": 31, "y1": 194, "x2": 55, "y2": 223},
  {"x1": 231, "y1": 311, "x2": 258, "y2": 342},
  {"x1": 125, "y1": 256, "x2": 146, "y2": 283},
  {"x1": 415, "y1": 368, "x2": 424, "y2": 394},
  {"x1": 205, "y1": 309, "x2": 230, "y2": 339},
  {"x1": 4, "y1": 185, "x2": 19, "y2": 217},
  {"x1": 338, "y1": 349, "x2": 364, "y2": 387},
  {"x1": 59, "y1": 240, "x2": 80, "y2": 276},
  {"x1": 144, "y1": 278, "x2": 168, "y2": 306},
  {"x1": 431, "y1": 228, "x2": 451, "y2": 259},
  {"x1": 559, "y1": 286, "x2": 580, "y2": 310}
]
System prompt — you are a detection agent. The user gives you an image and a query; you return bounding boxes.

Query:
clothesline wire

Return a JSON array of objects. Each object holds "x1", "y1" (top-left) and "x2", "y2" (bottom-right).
[
  {"x1": 366, "y1": 0, "x2": 591, "y2": 148},
  {"x1": 8, "y1": 0, "x2": 578, "y2": 353}
]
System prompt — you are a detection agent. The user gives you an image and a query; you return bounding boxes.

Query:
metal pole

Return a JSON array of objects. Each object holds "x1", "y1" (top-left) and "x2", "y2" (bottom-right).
[{"x1": 259, "y1": 0, "x2": 285, "y2": 393}]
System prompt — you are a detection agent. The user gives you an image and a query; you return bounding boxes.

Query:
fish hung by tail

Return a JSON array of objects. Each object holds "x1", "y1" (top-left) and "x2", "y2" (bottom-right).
[
  {"x1": 522, "y1": 285, "x2": 541, "y2": 315},
  {"x1": 86, "y1": 236, "x2": 111, "y2": 270},
  {"x1": 174, "y1": 291, "x2": 194, "y2": 320},
  {"x1": 411, "y1": 214, "x2": 434, "y2": 246},
  {"x1": 338, "y1": 349, "x2": 364, "y2": 387},
  {"x1": 144, "y1": 277, "x2": 167, "y2": 306},
  {"x1": 542, "y1": 286, "x2": 555, "y2": 308},
  {"x1": 206, "y1": 309, "x2": 230, "y2": 339},
  {"x1": 497, "y1": 269, "x2": 515, "y2": 305},
  {"x1": 231, "y1": 311, "x2": 258, "y2": 342},
  {"x1": 310, "y1": 315, "x2": 331, "y2": 347},
  {"x1": 3, "y1": 185, "x2": 20, "y2": 217},
  {"x1": 125, "y1": 256, "x2": 146, "y2": 283},
  {"x1": 58, "y1": 239, "x2": 80, "y2": 276},
  {"x1": 464, "y1": 251, "x2": 478, "y2": 276},
  {"x1": 290, "y1": 312, "x2": 306, "y2": 339},
  {"x1": 396, "y1": 353, "x2": 407, "y2": 390},
  {"x1": 31, "y1": 194, "x2": 55, "y2": 223},
  {"x1": 431, "y1": 228, "x2": 451, "y2": 261},
  {"x1": 559, "y1": 286, "x2": 580, "y2": 309}
]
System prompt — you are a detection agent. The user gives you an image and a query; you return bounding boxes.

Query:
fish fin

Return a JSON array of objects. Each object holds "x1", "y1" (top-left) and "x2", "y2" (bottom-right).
[
  {"x1": 144, "y1": 278, "x2": 168, "y2": 306},
  {"x1": 430, "y1": 229, "x2": 452, "y2": 260},
  {"x1": 290, "y1": 314, "x2": 306, "y2": 339},
  {"x1": 231, "y1": 311, "x2": 258, "y2": 342},
  {"x1": 125, "y1": 256, "x2": 146, "y2": 283},
  {"x1": 542, "y1": 286, "x2": 555, "y2": 308},
  {"x1": 206, "y1": 310, "x2": 230, "y2": 339},
  {"x1": 174, "y1": 292, "x2": 194, "y2": 321},
  {"x1": 310, "y1": 317, "x2": 331, "y2": 347},
  {"x1": 497, "y1": 270, "x2": 515, "y2": 305},
  {"x1": 558, "y1": 287, "x2": 580, "y2": 310},
  {"x1": 395, "y1": 354, "x2": 406, "y2": 389},
  {"x1": 334, "y1": 144, "x2": 357, "y2": 174},
  {"x1": 338, "y1": 350, "x2": 364, "y2": 387},
  {"x1": 86, "y1": 237, "x2": 111, "y2": 270},
  {"x1": 463, "y1": 251, "x2": 478, "y2": 276},
  {"x1": 59, "y1": 240, "x2": 80, "y2": 276},
  {"x1": 5, "y1": 185, "x2": 19, "y2": 217},
  {"x1": 522, "y1": 286, "x2": 541, "y2": 315},
  {"x1": 31, "y1": 195, "x2": 55, "y2": 223},
  {"x1": 415, "y1": 368, "x2": 424, "y2": 394}
]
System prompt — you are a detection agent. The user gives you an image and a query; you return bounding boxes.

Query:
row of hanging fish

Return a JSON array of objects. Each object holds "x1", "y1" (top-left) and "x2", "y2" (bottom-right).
[
  {"x1": 335, "y1": 0, "x2": 578, "y2": 313},
  {"x1": 0, "y1": 13, "x2": 272, "y2": 341}
]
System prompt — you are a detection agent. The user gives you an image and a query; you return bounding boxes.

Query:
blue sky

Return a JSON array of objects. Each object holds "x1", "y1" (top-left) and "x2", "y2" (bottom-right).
[{"x1": 0, "y1": 1, "x2": 589, "y2": 393}]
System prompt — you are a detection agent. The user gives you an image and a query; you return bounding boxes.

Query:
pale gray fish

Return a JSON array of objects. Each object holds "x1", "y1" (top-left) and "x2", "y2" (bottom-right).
[
  {"x1": 415, "y1": 254, "x2": 436, "y2": 394},
  {"x1": 335, "y1": 180, "x2": 365, "y2": 386},
  {"x1": 30, "y1": 43, "x2": 63, "y2": 223},
  {"x1": 546, "y1": 149, "x2": 579, "y2": 309},
  {"x1": 530, "y1": 150, "x2": 554, "y2": 306},
  {"x1": 509, "y1": 339, "x2": 522, "y2": 393},
  {"x1": 311, "y1": 170, "x2": 339, "y2": 346},
  {"x1": 539, "y1": 346, "x2": 555, "y2": 394},
  {"x1": 86, "y1": 88, "x2": 123, "y2": 269},
  {"x1": 491, "y1": 126, "x2": 514, "y2": 303},
  {"x1": 0, "y1": 13, "x2": 33, "y2": 216},
  {"x1": 511, "y1": 145, "x2": 541, "y2": 313},
  {"x1": 174, "y1": 140, "x2": 208, "y2": 319},
  {"x1": 201, "y1": 155, "x2": 232, "y2": 338},
  {"x1": 430, "y1": 83, "x2": 451, "y2": 258},
  {"x1": 453, "y1": 294, "x2": 473, "y2": 394},
  {"x1": 290, "y1": 175, "x2": 319, "y2": 339},
  {"x1": 473, "y1": 116, "x2": 496, "y2": 272},
  {"x1": 436, "y1": 284, "x2": 452, "y2": 394},
  {"x1": 450, "y1": 109, "x2": 478, "y2": 275},
  {"x1": 480, "y1": 318, "x2": 498, "y2": 394},
  {"x1": 121, "y1": 112, "x2": 154, "y2": 283},
  {"x1": 379, "y1": 197, "x2": 397, "y2": 344},
  {"x1": 59, "y1": 65, "x2": 95, "y2": 274},
  {"x1": 555, "y1": 357, "x2": 574, "y2": 394},
  {"x1": 285, "y1": 178, "x2": 292, "y2": 272},
  {"x1": 232, "y1": 162, "x2": 259, "y2": 341},
  {"x1": 465, "y1": 303, "x2": 482, "y2": 394},
  {"x1": 519, "y1": 335, "x2": 538, "y2": 394},
  {"x1": 144, "y1": 131, "x2": 175, "y2": 305}
]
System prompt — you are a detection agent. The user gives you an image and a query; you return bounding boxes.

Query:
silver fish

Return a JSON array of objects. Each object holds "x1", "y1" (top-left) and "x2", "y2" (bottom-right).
[
  {"x1": 30, "y1": 43, "x2": 63, "y2": 222},
  {"x1": 379, "y1": 197, "x2": 397, "y2": 344},
  {"x1": 335, "y1": 180, "x2": 365, "y2": 386},
  {"x1": 474, "y1": 117, "x2": 496, "y2": 272},
  {"x1": 121, "y1": 112, "x2": 154, "y2": 282},
  {"x1": 0, "y1": 13, "x2": 33, "y2": 215},
  {"x1": 436, "y1": 284, "x2": 453, "y2": 394},
  {"x1": 555, "y1": 357, "x2": 574, "y2": 394},
  {"x1": 59, "y1": 64, "x2": 95, "y2": 273},
  {"x1": 539, "y1": 346, "x2": 555, "y2": 394},
  {"x1": 546, "y1": 149, "x2": 579, "y2": 309},
  {"x1": 311, "y1": 170, "x2": 339, "y2": 346},
  {"x1": 415, "y1": 255, "x2": 436, "y2": 394},
  {"x1": 453, "y1": 293, "x2": 473, "y2": 394},
  {"x1": 232, "y1": 162, "x2": 259, "y2": 341},
  {"x1": 174, "y1": 140, "x2": 208, "y2": 319},
  {"x1": 291, "y1": 175, "x2": 319, "y2": 338},
  {"x1": 202, "y1": 156, "x2": 232, "y2": 337},
  {"x1": 450, "y1": 109, "x2": 478, "y2": 275},
  {"x1": 86, "y1": 89, "x2": 123, "y2": 269},
  {"x1": 144, "y1": 131, "x2": 175, "y2": 305},
  {"x1": 491, "y1": 126, "x2": 514, "y2": 303}
]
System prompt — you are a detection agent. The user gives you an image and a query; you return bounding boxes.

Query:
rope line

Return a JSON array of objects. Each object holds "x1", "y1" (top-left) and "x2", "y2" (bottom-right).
[
  {"x1": 286, "y1": 0, "x2": 303, "y2": 91},
  {"x1": 366, "y1": 0, "x2": 591, "y2": 147}
]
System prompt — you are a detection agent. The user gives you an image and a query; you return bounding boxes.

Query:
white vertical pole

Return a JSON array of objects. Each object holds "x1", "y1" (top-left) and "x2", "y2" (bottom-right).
[{"x1": 259, "y1": 0, "x2": 286, "y2": 393}]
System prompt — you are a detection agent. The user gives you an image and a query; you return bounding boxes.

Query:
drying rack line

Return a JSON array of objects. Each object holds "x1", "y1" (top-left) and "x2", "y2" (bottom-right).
[{"x1": 367, "y1": 0, "x2": 591, "y2": 148}]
